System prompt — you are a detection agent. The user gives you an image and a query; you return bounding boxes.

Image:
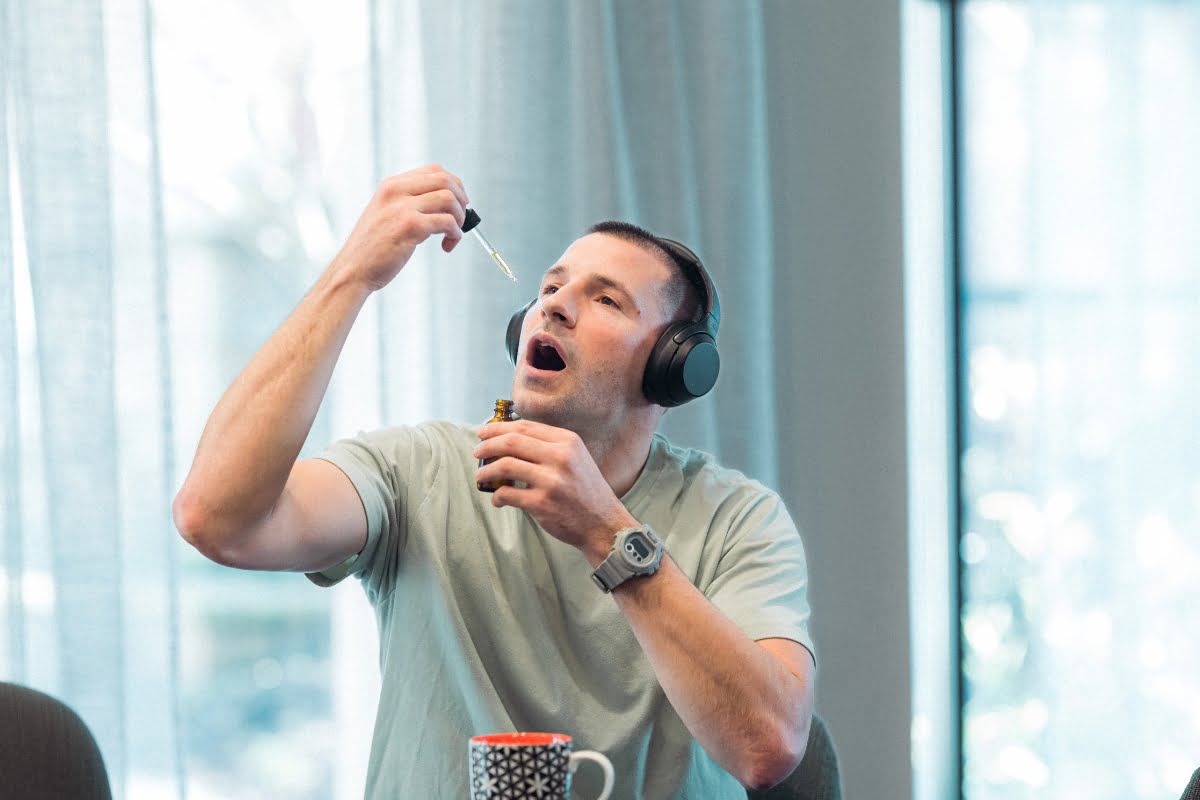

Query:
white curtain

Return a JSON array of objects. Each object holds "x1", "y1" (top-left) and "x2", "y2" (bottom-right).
[
  {"x1": 2, "y1": 0, "x2": 185, "y2": 795},
  {"x1": 2, "y1": 1, "x2": 785, "y2": 797}
]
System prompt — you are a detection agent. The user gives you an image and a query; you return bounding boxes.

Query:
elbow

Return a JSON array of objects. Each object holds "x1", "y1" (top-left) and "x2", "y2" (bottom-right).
[
  {"x1": 172, "y1": 488, "x2": 204, "y2": 547},
  {"x1": 172, "y1": 489, "x2": 242, "y2": 567},
  {"x1": 739, "y1": 719, "x2": 810, "y2": 792}
]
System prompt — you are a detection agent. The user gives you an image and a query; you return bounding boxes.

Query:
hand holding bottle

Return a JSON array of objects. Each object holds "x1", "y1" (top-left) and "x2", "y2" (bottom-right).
[{"x1": 473, "y1": 419, "x2": 638, "y2": 565}]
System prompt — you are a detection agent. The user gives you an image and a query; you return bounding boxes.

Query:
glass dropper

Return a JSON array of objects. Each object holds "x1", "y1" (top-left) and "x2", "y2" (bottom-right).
[{"x1": 462, "y1": 209, "x2": 517, "y2": 282}]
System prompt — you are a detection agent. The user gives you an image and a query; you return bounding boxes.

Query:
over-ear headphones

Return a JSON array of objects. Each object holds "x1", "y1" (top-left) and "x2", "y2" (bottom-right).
[{"x1": 505, "y1": 235, "x2": 720, "y2": 407}]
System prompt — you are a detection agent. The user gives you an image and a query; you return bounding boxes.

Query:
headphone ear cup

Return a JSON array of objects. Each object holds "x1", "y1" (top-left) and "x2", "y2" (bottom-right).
[
  {"x1": 506, "y1": 300, "x2": 535, "y2": 366},
  {"x1": 642, "y1": 322, "x2": 721, "y2": 407}
]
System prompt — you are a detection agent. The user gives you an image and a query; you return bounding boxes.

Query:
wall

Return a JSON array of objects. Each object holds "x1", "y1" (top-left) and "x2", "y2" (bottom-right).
[{"x1": 763, "y1": 2, "x2": 913, "y2": 798}]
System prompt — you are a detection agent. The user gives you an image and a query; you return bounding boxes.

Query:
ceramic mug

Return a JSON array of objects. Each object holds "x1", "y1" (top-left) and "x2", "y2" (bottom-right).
[{"x1": 468, "y1": 732, "x2": 614, "y2": 800}]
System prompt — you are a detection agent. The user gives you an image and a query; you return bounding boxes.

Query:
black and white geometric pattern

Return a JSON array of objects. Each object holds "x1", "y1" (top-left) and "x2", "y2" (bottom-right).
[{"x1": 469, "y1": 738, "x2": 572, "y2": 799}]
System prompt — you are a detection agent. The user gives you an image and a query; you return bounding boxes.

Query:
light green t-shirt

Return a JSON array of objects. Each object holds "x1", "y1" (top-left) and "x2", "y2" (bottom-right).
[{"x1": 308, "y1": 421, "x2": 814, "y2": 800}]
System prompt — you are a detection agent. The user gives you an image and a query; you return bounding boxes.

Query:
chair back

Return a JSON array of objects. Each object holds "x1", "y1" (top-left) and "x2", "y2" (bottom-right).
[
  {"x1": 1180, "y1": 767, "x2": 1200, "y2": 800},
  {"x1": 0, "y1": 681, "x2": 113, "y2": 800},
  {"x1": 747, "y1": 713, "x2": 842, "y2": 800}
]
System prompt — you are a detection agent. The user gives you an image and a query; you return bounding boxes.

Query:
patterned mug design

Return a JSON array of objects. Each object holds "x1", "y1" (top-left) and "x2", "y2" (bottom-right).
[{"x1": 469, "y1": 732, "x2": 613, "y2": 800}]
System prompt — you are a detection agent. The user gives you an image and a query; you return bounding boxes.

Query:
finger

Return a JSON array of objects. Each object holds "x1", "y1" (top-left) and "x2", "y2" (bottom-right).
[
  {"x1": 490, "y1": 483, "x2": 546, "y2": 511},
  {"x1": 487, "y1": 479, "x2": 558, "y2": 513},
  {"x1": 490, "y1": 484, "x2": 526, "y2": 510},
  {"x1": 388, "y1": 167, "x2": 470, "y2": 209},
  {"x1": 477, "y1": 419, "x2": 565, "y2": 442},
  {"x1": 414, "y1": 162, "x2": 459, "y2": 183},
  {"x1": 413, "y1": 189, "x2": 466, "y2": 228},
  {"x1": 397, "y1": 210, "x2": 461, "y2": 254},
  {"x1": 475, "y1": 456, "x2": 546, "y2": 489},
  {"x1": 472, "y1": 431, "x2": 559, "y2": 464},
  {"x1": 420, "y1": 212, "x2": 463, "y2": 250}
]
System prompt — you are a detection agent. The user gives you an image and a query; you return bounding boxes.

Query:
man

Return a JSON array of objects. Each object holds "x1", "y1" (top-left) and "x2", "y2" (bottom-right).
[{"x1": 173, "y1": 164, "x2": 815, "y2": 798}]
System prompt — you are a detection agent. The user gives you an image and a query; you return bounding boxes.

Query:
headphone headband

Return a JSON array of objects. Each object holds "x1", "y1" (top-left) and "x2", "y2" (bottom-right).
[{"x1": 653, "y1": 236, "x2": 721, "y2": 337}]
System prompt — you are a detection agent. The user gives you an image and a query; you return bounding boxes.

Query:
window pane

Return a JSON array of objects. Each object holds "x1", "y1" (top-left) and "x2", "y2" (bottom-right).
[{"x1": 959, "y1": 3, "x2": 1200, "y2": 799}]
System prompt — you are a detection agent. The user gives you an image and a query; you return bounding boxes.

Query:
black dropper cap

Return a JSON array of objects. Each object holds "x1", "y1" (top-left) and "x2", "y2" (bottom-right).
[{"x1": 462, "y1": 208, "x2": 482, "y2": 233}]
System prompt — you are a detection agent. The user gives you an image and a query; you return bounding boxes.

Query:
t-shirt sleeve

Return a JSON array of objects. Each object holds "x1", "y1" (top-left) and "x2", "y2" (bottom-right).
[
  {"x1": 304, "y1": 425, "x2": 439, "y2": 599},
  {"x1": 703, "y1": 491, "x2": 816, "y2": 665}
]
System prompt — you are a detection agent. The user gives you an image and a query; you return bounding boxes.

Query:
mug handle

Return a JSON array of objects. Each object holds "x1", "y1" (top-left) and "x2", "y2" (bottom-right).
[{"x1": 568, "y1": 750, "x2": 614, "y2": 800}]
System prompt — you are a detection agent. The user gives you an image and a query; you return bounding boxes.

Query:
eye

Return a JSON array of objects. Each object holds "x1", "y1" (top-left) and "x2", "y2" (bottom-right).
[
  {"x1": 540, "y1": 284, "x2": 558, "y2": 296},
  {"x1": 598, "y1": 295, "x2": 619, "y2": 308}
]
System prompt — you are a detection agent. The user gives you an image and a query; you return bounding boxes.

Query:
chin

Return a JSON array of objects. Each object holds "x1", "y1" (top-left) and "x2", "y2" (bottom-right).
[
  {"x1": 512, "y1": 384, "x2": 588, "y2": 428},
  {"x1": 511, "y1": 395, "x2": 564, "y2": 426}
]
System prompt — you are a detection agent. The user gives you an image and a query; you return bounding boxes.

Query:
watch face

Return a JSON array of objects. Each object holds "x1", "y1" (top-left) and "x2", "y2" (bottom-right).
[{"x1": 623, "y1": 533, "x2": 653, "y2": 565}]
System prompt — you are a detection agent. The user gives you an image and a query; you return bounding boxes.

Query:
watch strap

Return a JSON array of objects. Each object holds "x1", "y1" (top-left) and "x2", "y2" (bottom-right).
[{"x1": 591, "y1": 557, "x2": 626, "y2": 593}]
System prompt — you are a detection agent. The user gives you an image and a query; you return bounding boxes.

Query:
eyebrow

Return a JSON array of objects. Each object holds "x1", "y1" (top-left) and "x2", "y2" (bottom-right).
[{"x1": 542, "y1": 264, "x2": 641, "y2": 312}]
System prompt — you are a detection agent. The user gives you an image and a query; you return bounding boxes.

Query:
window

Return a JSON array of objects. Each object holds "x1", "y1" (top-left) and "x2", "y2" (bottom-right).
[{"x1": 957, "y1": 3, "x2": 1200, "y2": 798}]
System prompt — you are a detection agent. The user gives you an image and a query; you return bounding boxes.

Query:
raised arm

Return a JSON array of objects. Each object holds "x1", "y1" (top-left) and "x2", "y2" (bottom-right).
[{"x1": 172, "y1": 165, "x2": 468, "y2": 573}]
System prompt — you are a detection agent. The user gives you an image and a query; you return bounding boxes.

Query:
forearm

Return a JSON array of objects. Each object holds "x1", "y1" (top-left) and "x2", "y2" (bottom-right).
[
  {"x1": 475, "y1": 421, "x2": 815, "y2": 786},
  {"x1": 605, "y1": 556, "x2": 813, "y2": 789},
  {"x1": 173, "y1": 266, "x2": 370, "y2": 549}
]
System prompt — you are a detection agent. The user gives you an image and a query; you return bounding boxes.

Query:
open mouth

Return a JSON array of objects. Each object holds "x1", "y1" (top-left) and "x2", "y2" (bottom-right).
[{"x1": 528, "y1": 338, "x2": 567, "y2": 372}]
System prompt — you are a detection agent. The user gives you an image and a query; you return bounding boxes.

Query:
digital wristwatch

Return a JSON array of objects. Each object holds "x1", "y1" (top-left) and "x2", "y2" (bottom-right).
[{"x1": 591, "y1": 524, "x2": 665, "y2": 593}]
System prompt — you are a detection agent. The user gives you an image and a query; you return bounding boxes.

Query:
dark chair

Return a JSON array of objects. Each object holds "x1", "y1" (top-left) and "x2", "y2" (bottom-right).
[
  {"x1": 1180, "y1": 767, "x2": 1200, "y2": 800},
  {"x1": 0, "y1": 681, "x2": 112, "y2": 800},
  {"x1": 747, "y1": 714, "x2": 841, "y2": 800}
]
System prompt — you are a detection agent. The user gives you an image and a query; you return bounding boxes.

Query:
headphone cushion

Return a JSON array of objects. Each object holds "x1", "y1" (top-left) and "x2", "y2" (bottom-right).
[
  {"x1": 679, "y1": 339, "x2": 720, "y2": 397},
  {"x1": 505, "y1": 302, "x2": 532, "y2": 366},
  {"x1": 642, "y1": 323, "x2": 720, "y2": 407}
]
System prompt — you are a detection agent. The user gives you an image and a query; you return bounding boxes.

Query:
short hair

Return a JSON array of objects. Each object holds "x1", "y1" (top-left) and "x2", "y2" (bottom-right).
[{"x1": 585, "y1": 220, "x2": 704, "y2": 326}]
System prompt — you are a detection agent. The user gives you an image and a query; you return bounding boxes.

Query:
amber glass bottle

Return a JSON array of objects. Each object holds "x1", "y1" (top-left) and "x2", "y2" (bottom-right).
[{"x1": 477, "y1": 399, "x2": 515, "y2": 492}]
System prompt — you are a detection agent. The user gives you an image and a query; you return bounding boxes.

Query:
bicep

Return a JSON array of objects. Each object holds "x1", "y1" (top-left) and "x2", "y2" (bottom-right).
[{"x1": 251, "y1": 458, "x2": 368, "y2": 573}]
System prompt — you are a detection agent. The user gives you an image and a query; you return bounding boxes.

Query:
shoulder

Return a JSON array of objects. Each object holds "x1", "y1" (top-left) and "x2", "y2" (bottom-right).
[
  {"x1": 650, "y1": 433, "x2": 781, "y2": 508},
  {"x1": 644, "y1": 437, "x2": 804, "y2": 584},
  {"x1": 640, "y1": 434, "x2": 793, "y2": 550},
  {"x1": 318, "y1": 421, "x2": 479, "y2": 492},
  {"x1": 329, "y1": 419, "x2": 476, "y2": 457}
]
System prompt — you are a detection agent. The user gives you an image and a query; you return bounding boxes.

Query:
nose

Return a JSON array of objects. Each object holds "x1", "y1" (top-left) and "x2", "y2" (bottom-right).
[{"x1": 537, "y1": 286, "x2": 577, "y2": 327}]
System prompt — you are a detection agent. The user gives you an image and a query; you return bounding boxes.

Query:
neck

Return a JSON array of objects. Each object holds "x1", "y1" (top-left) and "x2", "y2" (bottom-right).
[{"x1": 578, "y1": 410, "x2": 661, "y2": 497}]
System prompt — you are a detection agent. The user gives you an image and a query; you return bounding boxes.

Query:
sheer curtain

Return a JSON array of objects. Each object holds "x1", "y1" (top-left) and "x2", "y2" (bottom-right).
[
  {"x1": 2, "y1": 0, "x2": 184, "y2": 796},
  {"x1": 367, "y1": 1, "x2": 780, "y2": 476},
  {"x1": 2, "y1": 1, "x2": 783, "y2": 797}
]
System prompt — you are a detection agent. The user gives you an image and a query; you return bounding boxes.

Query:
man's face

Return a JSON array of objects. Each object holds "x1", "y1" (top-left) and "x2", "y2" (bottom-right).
[{"x1": 510, "y1": 233, "x2": 675, "y2": 432}]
